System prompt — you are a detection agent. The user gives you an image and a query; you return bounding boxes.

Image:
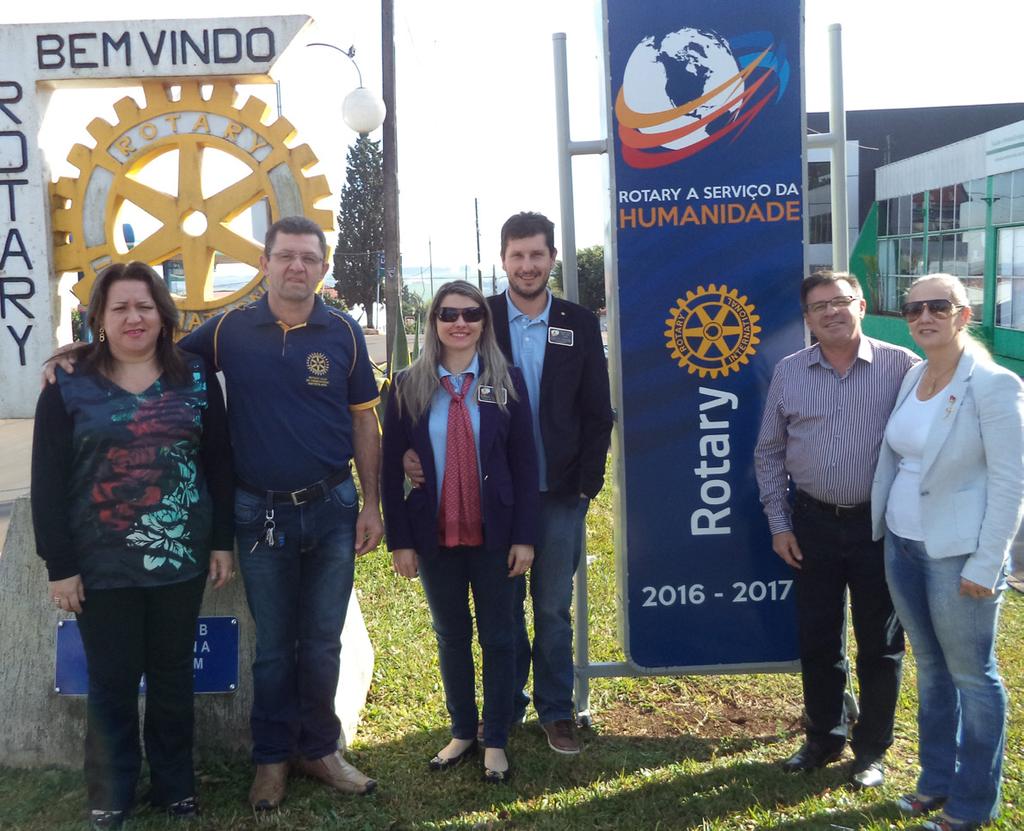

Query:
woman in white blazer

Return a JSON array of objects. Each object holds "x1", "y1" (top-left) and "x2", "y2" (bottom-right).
[{"x1": 871, "y1": 275, "x2": 1024, "y2": 831}]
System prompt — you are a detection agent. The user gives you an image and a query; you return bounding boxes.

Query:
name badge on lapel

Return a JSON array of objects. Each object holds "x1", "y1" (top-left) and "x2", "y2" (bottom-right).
[
  {"x1": 548, "y1": 326, "x2": 574, "y2": 347},
  {"x1": 477, "y1": 385, "x2": 508, "y2": 405}
]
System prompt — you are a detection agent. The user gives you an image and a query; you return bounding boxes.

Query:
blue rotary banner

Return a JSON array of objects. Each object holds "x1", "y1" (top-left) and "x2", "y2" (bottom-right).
[{"x1": 607, "y1": 0, "x2": 806, "y2": 669}]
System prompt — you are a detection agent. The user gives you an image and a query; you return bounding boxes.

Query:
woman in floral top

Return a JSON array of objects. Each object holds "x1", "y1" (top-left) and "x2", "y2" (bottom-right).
[{"x1": 31, "y1": 262, "x2": 234, "y2": 829}]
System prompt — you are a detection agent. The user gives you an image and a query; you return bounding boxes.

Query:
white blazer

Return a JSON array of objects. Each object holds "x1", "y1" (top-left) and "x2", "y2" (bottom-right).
[{"x1": 871, "y1": 348, "x2": 1024, "y2": 590}]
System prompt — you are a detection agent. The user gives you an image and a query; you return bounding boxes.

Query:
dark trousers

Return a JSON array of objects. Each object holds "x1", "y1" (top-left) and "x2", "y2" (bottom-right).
[
  {"x1": 76, "y1": 574, "x2": 206, "y2": 812},
  {"x1": 792, "y1": 501, "x2": 905, "y2": 758},
  {"x1": 417, "y1": 545, "x2": 516, "y2": 748}
]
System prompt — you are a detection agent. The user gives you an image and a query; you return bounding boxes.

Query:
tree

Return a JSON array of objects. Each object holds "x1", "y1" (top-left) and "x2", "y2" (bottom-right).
[
  {"x1": 551, "y1": 245, "x2": 606, "y2": 312},
  {"x1": 333, "y1": 136, "x2": 384, "y2": 328}
]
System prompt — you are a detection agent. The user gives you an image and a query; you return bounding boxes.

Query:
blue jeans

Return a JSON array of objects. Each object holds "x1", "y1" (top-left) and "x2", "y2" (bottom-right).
[
  {"x1": 885, "y1": 532, "x2": 1008, "y2": 823},
  {"x1": 236, "y1": 478, "x2": 358, "y2": 764},
  {"x1": 513, "y1": 492, "x2": 589, "y2": 724},
  {"x1": 417, "y1": 544, "x2": 516, "y2": 748}
]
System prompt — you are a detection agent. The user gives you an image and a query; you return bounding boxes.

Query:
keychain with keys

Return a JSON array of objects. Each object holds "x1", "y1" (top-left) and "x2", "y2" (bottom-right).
[{"x1": 249, "y1": 506, "x2": 281, "y2": 552}]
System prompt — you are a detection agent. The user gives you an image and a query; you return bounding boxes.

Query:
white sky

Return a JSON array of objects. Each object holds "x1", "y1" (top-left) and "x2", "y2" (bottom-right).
[{"x1": 7, "y1": 0, "x2": 1023, "y2": 275}]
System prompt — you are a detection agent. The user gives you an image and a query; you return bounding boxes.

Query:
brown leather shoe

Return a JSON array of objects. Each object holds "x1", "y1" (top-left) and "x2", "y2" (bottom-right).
[
  {"x1": 541, "y1": 719, "x2": 581, "y2": 755},
  {"x1": 249, "y1": 762, "x2": 288, "y2": 811},
  {"x1": 294, "y1": 751, "x2": 377, "y2": 795}
]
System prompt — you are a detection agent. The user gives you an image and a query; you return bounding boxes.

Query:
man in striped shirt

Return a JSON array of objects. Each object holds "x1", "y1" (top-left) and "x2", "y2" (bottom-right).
[{"x1": 754, "y1": 272, "x2": 919, "y2": 789}]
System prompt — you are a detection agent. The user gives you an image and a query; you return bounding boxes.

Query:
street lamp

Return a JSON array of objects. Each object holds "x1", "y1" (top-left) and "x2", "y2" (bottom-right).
[{"x1": 306, "y1": 43, "x2": 386, "y2": 135}]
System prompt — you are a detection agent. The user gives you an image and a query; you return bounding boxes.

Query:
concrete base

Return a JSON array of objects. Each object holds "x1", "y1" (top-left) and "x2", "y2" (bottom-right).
[{"x1": 0, "y1": 497, "x2": 374, "y2": 768}]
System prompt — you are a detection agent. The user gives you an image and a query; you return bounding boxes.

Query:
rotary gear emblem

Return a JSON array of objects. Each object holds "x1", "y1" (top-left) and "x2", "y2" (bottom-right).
[
  {"x1": 50, "y1": 80, "x2": 333, "y2": 331},
  {"x1": 665, "y1": 283, "x2": 761, "y2": 378},
  {"x1": 306, "y1": 352, "x2": 329, "y2": 376}
]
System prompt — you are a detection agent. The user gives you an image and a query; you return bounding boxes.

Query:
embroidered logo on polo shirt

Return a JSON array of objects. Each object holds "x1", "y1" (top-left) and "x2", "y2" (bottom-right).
[{"x1": 306, "y1": 352, "x2": 330, "y2": 387}]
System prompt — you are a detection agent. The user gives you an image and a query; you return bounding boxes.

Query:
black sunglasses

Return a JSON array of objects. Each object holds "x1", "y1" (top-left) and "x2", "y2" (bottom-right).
[
  {"x1": 437, "y1": 305, "x2": 485, "y2": 323},
  {"x1": 900, "y1": 299, "x2": 962, "y2": 321}
]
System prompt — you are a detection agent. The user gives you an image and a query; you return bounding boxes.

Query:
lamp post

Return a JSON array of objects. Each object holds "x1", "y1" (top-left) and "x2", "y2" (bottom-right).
[
  {"x1": 306, "y1": 43, "x2": 386, "y2": 136},
  {"x1": 305, "y1": 42, "x2": 386, "y2": 337}
]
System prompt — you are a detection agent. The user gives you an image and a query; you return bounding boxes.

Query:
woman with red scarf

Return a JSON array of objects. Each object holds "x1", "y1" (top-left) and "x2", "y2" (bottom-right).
[{"x1": 381, "y1": 281, "x2": 538, "y2": 784}]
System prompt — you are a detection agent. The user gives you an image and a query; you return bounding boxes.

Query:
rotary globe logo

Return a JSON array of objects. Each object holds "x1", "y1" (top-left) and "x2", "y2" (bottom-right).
[
  {"x1": 665, "y1": 284, "x2": 760, "y2": 378},
  {"x1": 616, "y1": 28, "x2": 790, "y2": 169}
]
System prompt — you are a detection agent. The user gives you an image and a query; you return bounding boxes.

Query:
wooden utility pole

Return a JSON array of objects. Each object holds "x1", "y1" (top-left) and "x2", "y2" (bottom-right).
[{"x1": 382, "y1": 0, "x2": 402, "y2": 369}]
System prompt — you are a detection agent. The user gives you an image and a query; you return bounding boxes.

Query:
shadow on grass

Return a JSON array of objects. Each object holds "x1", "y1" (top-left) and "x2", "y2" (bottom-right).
[{"x1": 0, "y1": 724, "x2": 903, "y2": 831}]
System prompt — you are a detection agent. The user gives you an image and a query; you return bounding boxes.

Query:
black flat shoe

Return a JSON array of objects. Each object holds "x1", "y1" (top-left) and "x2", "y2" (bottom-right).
[
  {"x1": 167, "y1": 796, "x2": 200, "y2": 819},
  {"x1": 428, "y1": 739, "x2": 478, "y2": 771},
  {"x1": 482, "y1": 749, "x2": 512, "y2": 784},
  {"x1": 482, "y1": 761, "x2": 512, "y2": 784},
  {"x1": 89, "y1": 809, "x2": 125, "y2": 830}
]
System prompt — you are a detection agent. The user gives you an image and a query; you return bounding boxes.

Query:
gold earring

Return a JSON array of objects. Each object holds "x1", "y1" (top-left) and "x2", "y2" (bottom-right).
[{"x1": 98, "y1": 328, "x2": 106, "y2": 343}]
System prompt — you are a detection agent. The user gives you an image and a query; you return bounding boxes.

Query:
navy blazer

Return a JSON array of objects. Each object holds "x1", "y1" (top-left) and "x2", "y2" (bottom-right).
[
  {"x1": 381, "y1": 364, "x2": 539, "y2": 557},
  {"x1": 487, "y1": 292, "x2": 613, "y2": 498}
]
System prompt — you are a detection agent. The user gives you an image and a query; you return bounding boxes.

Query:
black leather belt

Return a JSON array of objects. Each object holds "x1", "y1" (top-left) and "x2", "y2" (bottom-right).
[
  {"x1": 795, "y1": 489, "x2": 870, "y2": 519},
  {"x1": 238, "y1": 467, "x2": 351, "y2": 506}
]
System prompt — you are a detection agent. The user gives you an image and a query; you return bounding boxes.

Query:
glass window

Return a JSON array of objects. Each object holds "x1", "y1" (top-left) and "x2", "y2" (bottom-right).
[
  {"x1": 927, "y1": 234, "x2": 943, "y2": 273},
  {"x1": 928, "y1": 189, "x2": 942, "y2": 232},
  {"x1": 996, "y1": 227, "x2": 1024, "y2": 330},
  {"x1": 961, "y1": 276, "x2": 984, "y2": 320},
  {"x1": 910, "y1": 237, "x2": 924, "y2": 275},
  {"x1": 898, "y1": 195, "x2": 912, "y2": 235},
  {"x1": 808, "y1": 161, "x2": 832, "y2": 244},
  {"x1": 993, "y1": 173, "x2": 1013, "y2": 224},
  {"x1": 964, "y1": 230, "x2": 985, "y2": 277},
  {"x1": 959, "y1": 179, "x2": 988, "y2": 229},
  {"x1": 878, "y1": 238, "x2": 895, "y2": 276},
  {"x1": 888, "y1": 198, "x2": 899, "y2": 236},
  {"x1": 941, "y1": 185, "x2": 959, "y2": 230},
  {"x1": 877, "y1": 200, "x2": 888, "y2": 237},
  {"x1": 1013, "y1": 170, "x2": 1024, "y2": 223},
  {"x1": 911, "y1": 192, "x2": 926, "y2": 233}
]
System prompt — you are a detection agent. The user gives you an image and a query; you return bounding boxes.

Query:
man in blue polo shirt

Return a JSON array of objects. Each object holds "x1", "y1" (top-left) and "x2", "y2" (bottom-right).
[{"x1": 181, "y1": 216, "x2": 383, "y2": 810}]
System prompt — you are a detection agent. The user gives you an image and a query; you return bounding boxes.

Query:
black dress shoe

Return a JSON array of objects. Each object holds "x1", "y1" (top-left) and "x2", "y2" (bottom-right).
[
  {"x1": 428, "y1": 739, "x2": 478, "y2": 771},
  {"x1": 849, "y1": 757, "x2": 885, "y2": 789},
  {"x1": 781, "y1": 742, "x2": 843, "y2": 773}
]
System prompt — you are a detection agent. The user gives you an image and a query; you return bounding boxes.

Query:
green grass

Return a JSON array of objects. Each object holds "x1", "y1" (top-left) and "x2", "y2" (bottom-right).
[{"x1": 3, "y1": 473, "x2": 1023, "y2": 830}]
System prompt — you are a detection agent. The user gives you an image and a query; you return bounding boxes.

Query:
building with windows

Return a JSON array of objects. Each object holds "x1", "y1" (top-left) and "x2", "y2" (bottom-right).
[{"x1": 851, "y1": 119, "x2": 1024, "y2": 373}]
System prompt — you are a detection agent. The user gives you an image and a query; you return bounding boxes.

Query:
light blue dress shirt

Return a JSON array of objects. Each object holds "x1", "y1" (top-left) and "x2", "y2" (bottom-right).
[
  {"x1": 506, "y1": 289, "x2": 549, "y2": 491},
  {"x1": 428, "y1": 354, "x2": 482, "y2": 509}
]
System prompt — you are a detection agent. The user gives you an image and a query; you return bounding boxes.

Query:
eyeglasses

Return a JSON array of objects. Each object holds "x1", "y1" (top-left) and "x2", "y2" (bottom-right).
[
  {"x1": 900, "y1": 299, "x2": 962, "y2": 321},
  {"x1": 269, "y1": 251, "x2": 324, "y2": 268},
  {"x1": 437, "y1": 306, "x2": 485, "y2": 323},
  {"x1": 804, "y1": 295, "x2": 857, "y2": 314}
]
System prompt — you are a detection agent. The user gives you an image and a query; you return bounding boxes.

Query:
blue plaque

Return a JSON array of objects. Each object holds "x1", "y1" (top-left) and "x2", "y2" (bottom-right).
[{"x1": 55, "y1": 616, "x2": 239, "y2": 695}]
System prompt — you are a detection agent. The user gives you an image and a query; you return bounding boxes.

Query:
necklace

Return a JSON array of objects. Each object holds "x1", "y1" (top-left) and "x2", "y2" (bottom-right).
[{"x1": 919, "y1": 353, "x2": 961, "y2": 400}]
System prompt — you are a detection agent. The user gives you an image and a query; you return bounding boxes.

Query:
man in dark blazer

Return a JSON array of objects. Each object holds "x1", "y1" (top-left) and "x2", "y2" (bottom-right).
[{"x1": 491, "y1": 212, "x2": 613, "y2": 753}]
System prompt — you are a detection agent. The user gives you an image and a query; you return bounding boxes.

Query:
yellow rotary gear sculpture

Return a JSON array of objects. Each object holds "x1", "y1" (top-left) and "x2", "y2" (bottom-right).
[
  {"x1": 51, "y1": 79, "x2": 333, "y2": 329},
  {"x1": 665, "y1": 283, "x2": 761, "y2": 378}
]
